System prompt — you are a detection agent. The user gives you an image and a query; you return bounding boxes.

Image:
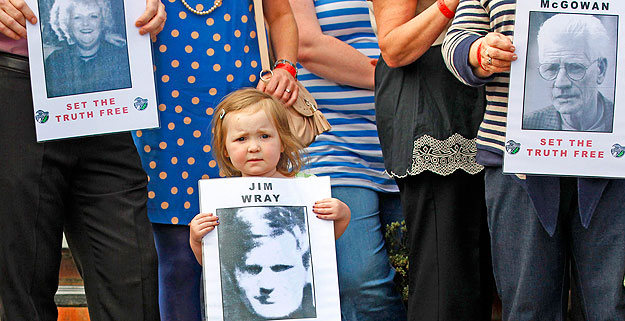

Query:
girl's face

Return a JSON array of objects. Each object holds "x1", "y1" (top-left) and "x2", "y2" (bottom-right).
[{"x1": 223, "y1": 107, "x2": 286, "y2": 178}]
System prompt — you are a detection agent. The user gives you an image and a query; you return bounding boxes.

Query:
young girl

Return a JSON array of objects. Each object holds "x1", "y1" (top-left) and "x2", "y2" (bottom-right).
[{"x1": 189, "y1": 88, "x2": 350, "y2": 264}]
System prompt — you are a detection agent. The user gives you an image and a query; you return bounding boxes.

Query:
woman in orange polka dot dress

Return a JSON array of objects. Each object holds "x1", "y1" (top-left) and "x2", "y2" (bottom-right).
[{"x1": 132, "y1": 0, "x2": 298, "y2": 319}]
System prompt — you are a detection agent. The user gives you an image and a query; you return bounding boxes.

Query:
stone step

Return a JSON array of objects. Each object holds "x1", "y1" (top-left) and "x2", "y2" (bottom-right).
[{"x1": 55, "y1": 285, "x2": 87, "y2": 308}]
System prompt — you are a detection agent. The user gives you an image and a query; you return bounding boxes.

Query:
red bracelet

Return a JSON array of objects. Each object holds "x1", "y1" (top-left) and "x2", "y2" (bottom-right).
[
  {"x1": 274, "y1": 63, "x2": 297, "y2": 79},
  {"x1": 476, "y1": 41, "x2": 487, "y2": 71},
  {"x1": 437, "y1": 0, "x2": 454, "y2": 19}
]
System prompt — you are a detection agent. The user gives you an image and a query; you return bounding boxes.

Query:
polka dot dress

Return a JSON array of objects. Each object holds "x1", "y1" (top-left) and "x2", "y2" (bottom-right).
[{"x1": 132, "y1": 0, "x2": 261, "y2": 225}]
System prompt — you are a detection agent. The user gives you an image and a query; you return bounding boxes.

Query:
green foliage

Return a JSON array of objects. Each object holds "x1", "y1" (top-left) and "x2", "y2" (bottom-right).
[{"x1": 384, "y1": 220, "x2": 409, "y2": 303}]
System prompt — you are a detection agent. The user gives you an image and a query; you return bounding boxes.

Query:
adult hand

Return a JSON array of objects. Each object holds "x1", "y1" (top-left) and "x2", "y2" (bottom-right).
[
  {"x1": 0, "y1": 0, "x2": 36, "y2": 40},
  {"x1": 474, "y1": 32, "x2": 517, "y2": 76},
  {"x1": 257, "y1": 68, "x2": 298, "y2": 107},
  {"x1": 135, "y1": 0, "x2": 166, "y2": 41}
]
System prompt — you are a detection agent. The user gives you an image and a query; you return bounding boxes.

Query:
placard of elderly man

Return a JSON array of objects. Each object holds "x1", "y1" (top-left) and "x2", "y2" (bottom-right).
[
  {"x1": 42, "y1": 0, "x2": 132, "y2": 98},
  {"x1": 523, "y1": 13, "x2": 616, "y2": 133}
]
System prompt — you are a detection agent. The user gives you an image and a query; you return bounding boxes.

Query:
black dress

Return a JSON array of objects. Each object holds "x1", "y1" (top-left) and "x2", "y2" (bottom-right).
[
  {"x1": 375, "y1": 45, "x2": 494, "y2": 320},
  {"x1": 375, "y1": 45, "x2": 485, "y2": 177}
]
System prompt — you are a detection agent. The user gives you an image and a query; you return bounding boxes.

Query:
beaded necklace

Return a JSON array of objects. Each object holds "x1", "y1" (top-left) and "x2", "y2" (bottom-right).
[{"x1": 180, "y1": 0, "x2": 222, "y2": 15}]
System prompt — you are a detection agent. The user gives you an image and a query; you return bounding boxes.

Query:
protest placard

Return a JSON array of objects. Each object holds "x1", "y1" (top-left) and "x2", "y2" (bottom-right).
[
  {"x1": 25, "y1": 0, "x2": 159, "y2": 141},
  {"x1": 504, "y1": 0, "x2": 625, "y2": 177},
  {"x1": 198, "y1": 176, "x2": 341, "y2": 321}
]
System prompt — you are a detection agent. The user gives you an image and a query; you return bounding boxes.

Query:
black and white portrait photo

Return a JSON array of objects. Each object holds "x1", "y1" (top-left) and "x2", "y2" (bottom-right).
[
  {"x1": 217, "y1": 206, "x2": 317, "y2": 321},
  {"x1": 39, "y1": 0, "x2": 132, "y2": 98},
  {"x1": 522, "y1": 12, "x2": 618, "y2": 133}
]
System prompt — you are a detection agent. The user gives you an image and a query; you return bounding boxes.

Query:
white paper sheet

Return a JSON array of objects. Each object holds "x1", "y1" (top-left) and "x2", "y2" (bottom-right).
[
  {"x1": 24, "y1": 0, "x2": 159, "y2": 141},
  {"x1": 199, "y1": 176, "x2": 341, "y2": 321},
  {"x1": 504, "y1": 1, "x2": 625, "y2": 177}
]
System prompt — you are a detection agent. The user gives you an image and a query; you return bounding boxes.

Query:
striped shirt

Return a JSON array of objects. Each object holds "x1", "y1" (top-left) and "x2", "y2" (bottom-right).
[
  {"x1": 299, "y1": 0, "x2": 397, "y2": 192},
  {"x1": 442, "y1": 0, "x2": 516, "y2": 166}
]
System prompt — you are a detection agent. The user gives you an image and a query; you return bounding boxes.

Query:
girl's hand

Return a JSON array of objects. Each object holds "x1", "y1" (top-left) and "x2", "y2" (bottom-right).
[
  {"x1": 471, "y1": 32, "x2": 517, "y2": 77},
  {"x1": 313, "y1": 198, "x2": 348, "y2": 220},
  {"x1": 313, "y1": 198, "x2": 351, "y2": 239},
  {"x1": 189, "y1": 212, "x2": 219, "y2": 244},
  {"x1": 256, "y1": 68, "x2": 299, "y2": 107},
  {"x1": 189, "y1": 212, "x2": 219, "y2": 264}
]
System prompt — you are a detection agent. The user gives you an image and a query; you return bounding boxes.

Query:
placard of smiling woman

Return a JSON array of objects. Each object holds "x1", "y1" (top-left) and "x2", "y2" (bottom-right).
[
  {"x1": 199, "y1": 176, "x2": 341, "y2": 321},
  {"x1": 24, "y1": 0, "x2": 158, "y2": 141},
  {"x1": 42, "y1": 0, "x2": 131, "y2": 98}
]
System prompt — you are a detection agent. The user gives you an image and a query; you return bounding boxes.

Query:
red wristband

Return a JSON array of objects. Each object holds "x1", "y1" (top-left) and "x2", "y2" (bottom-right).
[
  {"x1": 437, "y1": 0, "x2": 454, "y2": 19},
  {"x1": 274, "y1": 63, "x2": 297, "y2": 79},
  {"x1": 476, "y1": 41, "x2": 487, "y2": 71}
]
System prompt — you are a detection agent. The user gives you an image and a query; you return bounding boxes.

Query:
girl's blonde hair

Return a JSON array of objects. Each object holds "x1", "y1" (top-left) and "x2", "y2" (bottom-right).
[{"x1": 212, "y1": 88, "x2": 305, "y2": 177}]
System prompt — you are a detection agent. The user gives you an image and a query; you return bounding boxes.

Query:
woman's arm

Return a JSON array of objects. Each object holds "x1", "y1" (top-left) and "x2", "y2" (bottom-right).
[
  {"x1": 259, "y1": 0, "x2": 299, "y2": 105},
  {"x1": 289, "y1": 0, "x2": 376, "y2": 90},
  {"x1": 467, "y1": 33, "x2": 516, "y2": 78},
  {"x1": 441, "y1": 0, "x2": 516, "y2": 85},
  {"x1": 374, "y1": 0, "x2": 458, "y2": 67}
]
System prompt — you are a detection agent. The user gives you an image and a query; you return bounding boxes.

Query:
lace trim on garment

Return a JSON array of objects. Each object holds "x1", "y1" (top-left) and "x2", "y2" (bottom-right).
[{"x1": 386, "y1": 133, "x2": 484, "y2": 178}]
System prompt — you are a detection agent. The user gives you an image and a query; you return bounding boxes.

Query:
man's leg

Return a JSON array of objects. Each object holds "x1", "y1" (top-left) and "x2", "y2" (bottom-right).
[
  {"x1": 484, "y1": 168, "x2": 568, "y2": 320},
  {"x1": 63, "y1": 133, "x2": 159, "y2": 321},
  {"x1": 570, "y1": 178, "x2": 625, "y2": 320},
  {"x1": 0, "y1": 60, "x2": 67, "y2": 321}
]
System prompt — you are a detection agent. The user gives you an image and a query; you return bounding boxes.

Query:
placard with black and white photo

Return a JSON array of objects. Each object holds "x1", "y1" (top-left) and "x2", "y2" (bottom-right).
[
  {"x1": 504, "y1": 1, "x2": 625, "y2": 178},
  {"x1": 199, "y1": 176, "x2": 341, "y2": 321},
  {"x1": 24, "y1": 0, "x2": 158, "y2": 141}
]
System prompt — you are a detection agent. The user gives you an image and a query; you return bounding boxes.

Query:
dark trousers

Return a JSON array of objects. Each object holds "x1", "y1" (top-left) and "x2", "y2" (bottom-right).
[
  {"x1": 152, "y1": 223, "x2": 203, "y2": 321},
  {"x1": 485, "y1": 168, "x2": 625, "y2": 320},
  {"x1": 0, "y1": 54, "x2": 159, "y2": 321},
  {"x1": 396, "y1": 171, "x2": 493, "y2": 321}
]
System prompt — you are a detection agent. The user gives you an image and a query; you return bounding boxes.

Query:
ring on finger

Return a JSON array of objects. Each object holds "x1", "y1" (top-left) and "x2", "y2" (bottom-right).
[
  {"x1": 285, "y1": 88, "x2": 291, "y2": 93},
  {"x1": 488, "y1": 57, "x2": 493, "y2": 65}
]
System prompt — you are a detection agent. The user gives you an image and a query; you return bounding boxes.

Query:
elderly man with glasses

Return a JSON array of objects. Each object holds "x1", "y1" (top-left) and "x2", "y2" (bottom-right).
[{"x1": 524, "y1": 14, "x2": 614, "y2": 132}]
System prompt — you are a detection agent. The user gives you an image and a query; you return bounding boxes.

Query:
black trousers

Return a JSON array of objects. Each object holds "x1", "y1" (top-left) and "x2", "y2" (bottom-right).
[
  {"x1": 396, "y1": 171, "x2": 493, "y2": 321},
  {"x1": 0, "y1": 53, "x2": 159, "y2": 321}
]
